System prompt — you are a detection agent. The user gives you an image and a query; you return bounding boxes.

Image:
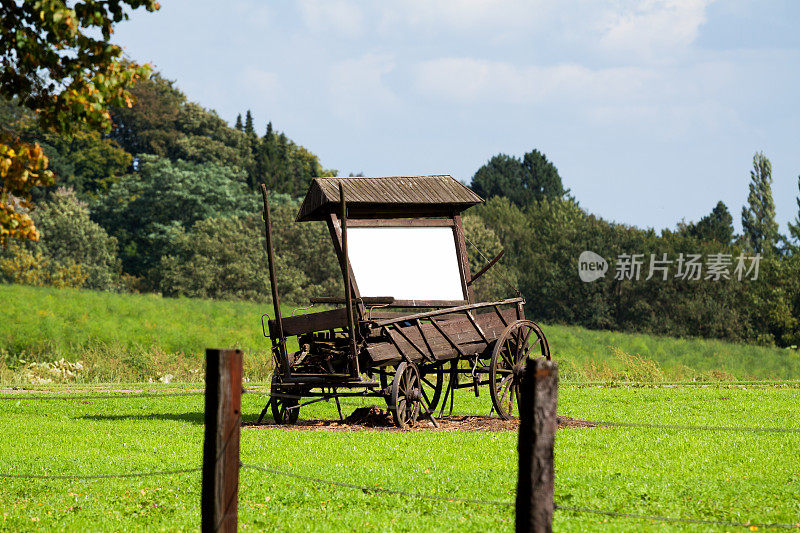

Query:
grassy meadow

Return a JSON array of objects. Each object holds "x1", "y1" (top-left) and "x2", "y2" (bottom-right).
[
  {"x1": 2, "y1": 283, "x2": 799, "y2": 530},
  {"x1": 1, "y1": 283, "x2": 798, "y2": 384},
  {"x1": 0, "y1": 385, "x2": 798, "y2": 531}
]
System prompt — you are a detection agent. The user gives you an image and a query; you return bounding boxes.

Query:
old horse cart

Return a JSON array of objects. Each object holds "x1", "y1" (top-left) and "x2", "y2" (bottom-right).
[{"x1": 258, "y1": 176, "x2": 550, "y2": 428}]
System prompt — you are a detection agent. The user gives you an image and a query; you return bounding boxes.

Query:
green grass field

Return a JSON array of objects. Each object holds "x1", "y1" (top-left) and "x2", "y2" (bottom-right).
[
  {"x1": 2, "y1": 283, "x2": 799, "y2": 384},
  {"x1": 2, "y1": 284, "x2": 799, "y2": 530},
  {"x1": 0, "y1": 384, "x2": 798, "y2": 531}
]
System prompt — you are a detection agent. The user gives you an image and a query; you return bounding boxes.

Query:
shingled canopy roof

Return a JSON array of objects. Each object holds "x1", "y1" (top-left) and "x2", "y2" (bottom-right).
[{"x1": 295, "y1": 175, "x2": 484, "y2": 221}]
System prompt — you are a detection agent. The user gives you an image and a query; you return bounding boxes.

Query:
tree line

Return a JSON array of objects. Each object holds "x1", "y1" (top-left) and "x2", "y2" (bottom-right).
[{"x1": 1, "y1": 2, "x2": 798, "y2": 348}]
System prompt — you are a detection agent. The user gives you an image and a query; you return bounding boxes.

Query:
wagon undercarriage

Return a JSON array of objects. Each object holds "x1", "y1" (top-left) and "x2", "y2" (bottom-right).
[{"x1": 257, "y1": 176, "x2": 550, "y2": 428}]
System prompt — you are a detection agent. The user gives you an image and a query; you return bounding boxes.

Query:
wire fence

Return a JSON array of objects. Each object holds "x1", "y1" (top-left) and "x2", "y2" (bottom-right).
[
  {"x1": 3, "y1": 385, "x2": 800, "y2": 529},
  {"x1": 240, "y1": 461, "x2": 800, "y2": 530},
  {"x1": 4, "y1": 388, "x2": 798, "y2": 433},
  {"x1": 0, "y1": 467, "x2": 201, "y2": 480},
  {"x1": 3, "y1": 456, "x2": 796, "y2": 529},
  {"x1": 0, "y1": 391, "x2": 205, "y2": 401}
]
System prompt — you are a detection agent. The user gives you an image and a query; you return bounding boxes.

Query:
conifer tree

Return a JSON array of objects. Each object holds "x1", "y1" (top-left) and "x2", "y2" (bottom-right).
[
  {"x1": 244, "y1": 110, "x2": 255, "y2": 136},
  {"x1": 234, "y1": 113, "x2": 243, "y2": 131},
  {"x1": 741, "y1": 152, "x2": 779, "y2": 255}
]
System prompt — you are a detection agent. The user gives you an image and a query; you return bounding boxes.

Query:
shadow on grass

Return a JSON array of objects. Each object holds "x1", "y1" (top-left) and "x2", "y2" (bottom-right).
[
  {"x1": 79, "y1": 412, "x2": 274, "y2": 425},
  {"x1": 80, "y1": 412, "x2": 206, "y2": 425}
]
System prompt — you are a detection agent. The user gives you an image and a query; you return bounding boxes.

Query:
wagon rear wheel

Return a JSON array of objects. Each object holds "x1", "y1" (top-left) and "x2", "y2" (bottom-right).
[
  {"x1": 381, "y1": 363, "x2": 444, "y2": 413},
  {"x1": 270, "y1": 370, "x2": 300, "y2": 424},
  {"x1": 489, "y1": 320, "x2": 550, "y2": 420},
  {"x1": 420, "y1": 364, "x2": 445, "y2": 413},
  {"x1": 389, "y1": 361, "x2": 422, "y2": 428}
]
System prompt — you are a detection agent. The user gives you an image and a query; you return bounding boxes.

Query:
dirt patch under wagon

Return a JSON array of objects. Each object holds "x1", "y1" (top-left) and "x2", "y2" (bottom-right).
[{"x1": 243, "y1": 405, "x2": 597, "y2": 432}]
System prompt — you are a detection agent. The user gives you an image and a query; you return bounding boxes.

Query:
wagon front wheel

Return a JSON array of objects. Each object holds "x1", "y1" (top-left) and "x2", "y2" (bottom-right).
[
  {"x1": 390, "y1": 361, "x2": 422, "y2": 429},
  {"x1": 270, "y1": 370, "x2": 300, "y2": 424},
  {"x1": 489, "y1": 320, "x2": 550, "y2": 420}
]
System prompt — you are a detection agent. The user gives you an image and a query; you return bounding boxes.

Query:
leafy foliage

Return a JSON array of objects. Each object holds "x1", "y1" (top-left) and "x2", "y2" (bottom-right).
[
  {"x1": 788, "y1": 175, "x2": 800, "y2": 253},
  {"x1": 91, "y1": 155, "x2": 259, "y2": 281},
  {"x1": 159, "y1": 201, "x2": 341, "y2": 304},
  {"x1": 0, "y1": 187, "x2": 120, "y2": 290},
  {"x1": 0, "y1": 0, "x2": 158, "y2": 244},
  {"x1": 684, "y1": 201, "x2": 734, "y2": 245},
  {"x1": 1, "y1": 97, "x2": 132, "y2": 196},
  {"x1": 471, "y1": 193, "x2": 800, "y2": 347},
  {"x1": 471, "y1": 149, "x2": 567, "y2": 208},
  {"x1": 108, "y1": 77, "x2": 335, "y2": 196}
]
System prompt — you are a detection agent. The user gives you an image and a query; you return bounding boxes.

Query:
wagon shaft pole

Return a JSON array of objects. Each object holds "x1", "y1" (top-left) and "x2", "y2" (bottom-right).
[
  {"x1": 202, "y1": 349, "x2": 243, "y2": 533},
  {"x1": 340, "y1": 183, "x2": 360, "y2": 378},
  {"x1": 516, "y1": 358, "x2": 557, "y2": 533},
  {"x1": 260, "y1": 184, "x2": 289, "y2": 376}
]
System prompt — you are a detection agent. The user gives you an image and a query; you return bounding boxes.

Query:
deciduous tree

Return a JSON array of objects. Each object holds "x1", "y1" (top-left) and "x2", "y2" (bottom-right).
[
  {"x1": 471, "y1": 149, "x2": 566, "y2": 208},
  {"x1": 788, "y1": 175, "x2": 800, "y2": 252},
  {"x1": 0, "y1": 0, "x2": 159, "y2": 245}
]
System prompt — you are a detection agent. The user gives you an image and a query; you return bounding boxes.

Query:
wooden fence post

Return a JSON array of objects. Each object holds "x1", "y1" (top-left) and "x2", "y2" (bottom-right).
[
  {"x1": 516, "y1": 358, "x2": 558, "y2": 533},
  {"x1": 202, "y1": 349, "x2": 243, "y2": 533}
]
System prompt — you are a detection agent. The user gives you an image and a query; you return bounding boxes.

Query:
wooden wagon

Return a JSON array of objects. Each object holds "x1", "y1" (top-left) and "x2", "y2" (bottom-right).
[{"x1": 258, "y1": 176, "x2": 550, "y2": 428}]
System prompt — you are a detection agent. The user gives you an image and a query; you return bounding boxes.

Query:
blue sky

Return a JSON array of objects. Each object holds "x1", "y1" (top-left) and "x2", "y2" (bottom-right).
[{"x1": 113, "y1": 0, "x2": 800, "y2": 233}]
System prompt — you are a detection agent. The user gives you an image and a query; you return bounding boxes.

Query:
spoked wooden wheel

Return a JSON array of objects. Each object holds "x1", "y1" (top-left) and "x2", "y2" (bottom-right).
[
  {"x1": 270, "y1": 370, "x2": 300, "y2": 424},
  {"x1": 390, "y1": 361, "x2": 422, "y2": 428},
  {"x1": 419, "y1": 363, "x2": 445, "y2": 413},
  {"x1": 381, "y1": 363, "x2": 443, "y2": 413},
  {"x1": 489, "y1": 320, "x2": 550, "y2": 420}
]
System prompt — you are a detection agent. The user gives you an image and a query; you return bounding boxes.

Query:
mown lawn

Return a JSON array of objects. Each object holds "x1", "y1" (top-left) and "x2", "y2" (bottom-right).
[
  {"x1": 2, "y1": 283, "x2": 799, "y2": 382},
  {"x1": 0, "y1": 385, "x2": 798, "y2": 531}
]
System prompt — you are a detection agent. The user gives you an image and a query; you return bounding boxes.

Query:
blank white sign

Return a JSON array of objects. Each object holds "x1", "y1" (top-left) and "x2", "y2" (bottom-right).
[{"x1": 346, "y1": 226, "x2": 466, "y2": 301}]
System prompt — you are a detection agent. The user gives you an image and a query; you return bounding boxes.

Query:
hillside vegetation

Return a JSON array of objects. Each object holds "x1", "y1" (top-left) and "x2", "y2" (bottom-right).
[{"x1": 2, "y1": 284, "x2": 797, "y2": 384}]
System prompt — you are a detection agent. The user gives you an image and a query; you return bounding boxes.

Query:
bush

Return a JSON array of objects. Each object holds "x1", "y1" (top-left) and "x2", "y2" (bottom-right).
[
  {"x1": 159, "y1": 202, "x2": 341, "y2": 304},
  {"x1": 0, "y1": 188, "x2": 119, "y2": 290}
]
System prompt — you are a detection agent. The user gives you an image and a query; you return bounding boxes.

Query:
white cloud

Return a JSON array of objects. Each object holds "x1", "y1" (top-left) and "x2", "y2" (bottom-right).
[
  {"x1": 414, "y1": 57, "x2": 656, "y2": 104},
  {"x1": 327, "y1": 54, "x2": 398, "y2": 121},
  {"x1": 378, "y1": 0, "x2": 552, "y2": 32},
  {"x1": 299, "y1": 0, "x2": 365, "y2": 36},
  {"x1": 242, "y1": 68, "x2": 281, "y2": 94},
  {"x1": 598, "y1": 0, "x2": 715, "y2": 60}
]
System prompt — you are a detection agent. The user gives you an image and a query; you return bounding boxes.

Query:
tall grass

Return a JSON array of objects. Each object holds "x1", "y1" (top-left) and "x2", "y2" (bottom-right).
[
  {"x1": 1, "y1": 283, "x2": 798, "y2": 383},
  {"x1": 548, "y1": 323, "x2": 800, "y2": 381}
]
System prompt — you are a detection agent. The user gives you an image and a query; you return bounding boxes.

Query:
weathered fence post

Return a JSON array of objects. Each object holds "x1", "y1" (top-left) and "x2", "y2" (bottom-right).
[
  {"x1": 202, "y1": 349, "x2": 243, "y2": 533},
  {"x1": 516, "y1": 358, "x2": 558, "y2": 533}
]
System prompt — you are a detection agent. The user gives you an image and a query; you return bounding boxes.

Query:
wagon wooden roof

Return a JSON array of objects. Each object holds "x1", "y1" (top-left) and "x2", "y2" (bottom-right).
[{"x1": 296, "y1": 175, "x2": 483, "y2": 221}]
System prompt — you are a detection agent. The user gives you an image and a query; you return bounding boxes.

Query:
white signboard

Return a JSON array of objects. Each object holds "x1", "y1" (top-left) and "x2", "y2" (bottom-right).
[{"x1": 346, "y1": 226, "x2": 466, "y2": 301}]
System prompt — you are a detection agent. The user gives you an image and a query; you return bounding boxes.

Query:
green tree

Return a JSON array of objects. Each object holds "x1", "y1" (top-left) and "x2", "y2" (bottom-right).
[
  {"x1": 244, "y1": 110, "x2": 255, "y2": 136},
  {"x1": 471, "y1": 149, "x2": 566, "y2": 207},
  {"x1": 0, "y1": 0, "x2": 159, "y2": 244},
  {"x1": 686, "y1": 201, "x2": 734, "y2": 244},
  {"x1": 462, "y1": 214, "x2": 518, "y2": 302},
  {"x1": 742, "y1": 152, "x2": 779, "y2": 255},
  {"x1": 109, "y1": 72, "x2": 184, "y2": 157},
  {"x1": 91, "y1": 155, "x2": 259, "y2": 282},
  {"x1": 234, "y1": 114, "x2": 243, "y2": 131},
  {"x1": 0, "y1": 187, "x2": 120, "y2": 290},
  {"x1": 788, "y1": 175, "x2": 800, "y2": 251},
  {"x1": 160, "y1": 200, "x2": 341, "y2": 303}
]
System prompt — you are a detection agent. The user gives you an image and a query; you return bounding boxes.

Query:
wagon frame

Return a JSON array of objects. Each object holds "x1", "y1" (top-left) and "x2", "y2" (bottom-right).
[{"x1": 258, "y1": 176, "x2": 550, "y2": 428}]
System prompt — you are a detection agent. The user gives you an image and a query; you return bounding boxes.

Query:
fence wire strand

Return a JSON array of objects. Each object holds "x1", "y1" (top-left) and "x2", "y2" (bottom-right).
[
  {"x1": 245, "y1": 390, "x2": 800, "y2": 433},
  {"x1": 0, "y1": 467, "x2": 201, "y2": 480},
  {"x1": 0, "y1": 391, "x2": 205, "y2": 401},
  {"x1": 240, "y1": 462, "x2": 800, "y2": 529},
  {"x1": 555, "y1": 504, "x2": 800, "y2": 529},
  {"x1": 239, "y1": 462, "x2": 513, "y2": 507}
]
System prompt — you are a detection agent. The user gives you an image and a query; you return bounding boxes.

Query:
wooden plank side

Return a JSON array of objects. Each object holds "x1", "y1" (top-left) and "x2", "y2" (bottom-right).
[
  {"x1": 365, "y1": 308, "x2": 516, "y2": 365},
  {"x1": 269, "y1": 308, "x2": 349, "y2": 337},
  {"x1": 368, "y1": 339, "x2": 489, "y2": 364}
]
